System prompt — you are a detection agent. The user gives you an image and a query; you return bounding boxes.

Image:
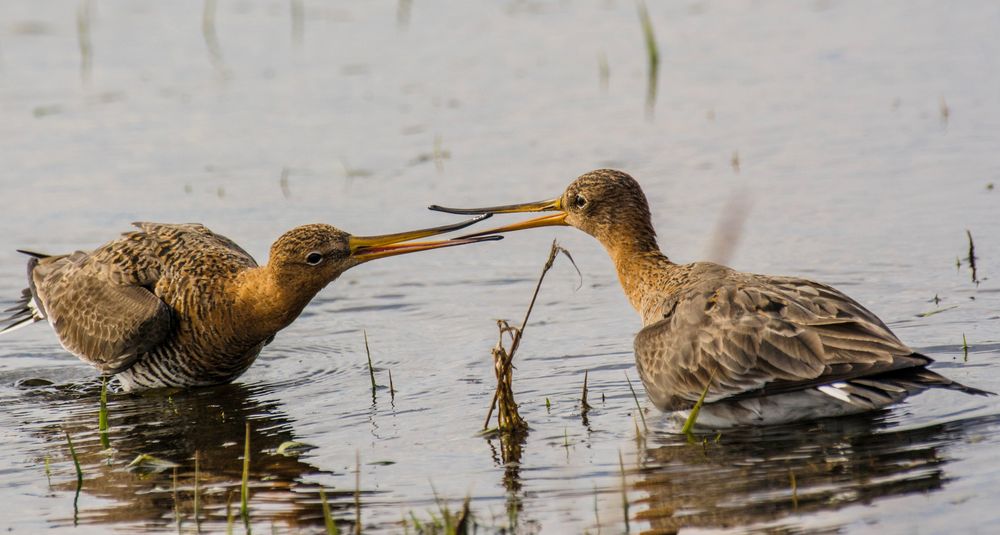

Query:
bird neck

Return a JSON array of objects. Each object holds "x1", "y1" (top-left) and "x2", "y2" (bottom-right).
[
  {"x1": 233, "y1": 266, "x2": 321, "y2": 341},
  {"x1": 608, "y1": 244, "x2": 677, "y2": 323}
]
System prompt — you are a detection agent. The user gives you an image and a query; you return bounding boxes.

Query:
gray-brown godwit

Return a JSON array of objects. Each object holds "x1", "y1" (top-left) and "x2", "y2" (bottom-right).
[
  {"x1": 1, "y1": 216, "x2": 498, "y2": 391},
  {"x1": 430, "y1": 169, "x2": 991, "y2": 426}
]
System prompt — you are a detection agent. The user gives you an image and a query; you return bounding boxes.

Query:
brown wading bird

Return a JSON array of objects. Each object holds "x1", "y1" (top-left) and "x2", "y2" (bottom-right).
[
  {"x1": 430, "y1": 169, "x2": 992, "y2": 427},
  {"x1": 0, "y1": 217, "x2": 499, "y2": 391}
]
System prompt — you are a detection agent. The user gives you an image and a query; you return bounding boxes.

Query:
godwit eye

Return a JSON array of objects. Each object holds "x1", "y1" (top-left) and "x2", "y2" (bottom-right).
[
  {"x1": 573, "y1": 194, "x2": 588, "y2": 209},
  {"x1": 305, "y1": 252, "x2": 324, "y2": 265}
]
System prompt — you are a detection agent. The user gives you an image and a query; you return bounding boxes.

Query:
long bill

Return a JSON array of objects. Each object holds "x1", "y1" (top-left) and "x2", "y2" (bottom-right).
[
  {"x1": 427, "y1": 197, "x2": 568, "y2": 238},
  {"x1": 349, "y1": 213, "x2": 502, "y2": 262}
]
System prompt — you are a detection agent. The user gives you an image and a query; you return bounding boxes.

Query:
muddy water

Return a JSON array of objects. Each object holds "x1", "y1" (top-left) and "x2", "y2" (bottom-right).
[{"x1": 1, "y1": 1, "x2": 999, "y2": 532}]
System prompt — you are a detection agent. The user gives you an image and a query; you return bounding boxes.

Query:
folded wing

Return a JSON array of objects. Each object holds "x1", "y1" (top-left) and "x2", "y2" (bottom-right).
[{"x1": 634, "y1": 268, "x2": 921, "y2": 410}]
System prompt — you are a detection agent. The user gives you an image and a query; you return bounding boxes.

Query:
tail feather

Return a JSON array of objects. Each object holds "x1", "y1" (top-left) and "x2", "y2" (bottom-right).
[
  {"x1": 0, "y1": 288, "x2": 43, "y2": 335},
  {"x1": 817, "y1": 366, "x2": 994, "y2": 407},
  {"x1": 16, "y1": 249, "x2": 50, "y2": 259},
  {"x1": 908, "y1": 368, "x2": 995, "y2": 397}
]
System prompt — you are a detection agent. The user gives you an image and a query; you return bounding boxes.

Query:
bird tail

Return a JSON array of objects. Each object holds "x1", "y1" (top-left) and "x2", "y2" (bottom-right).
[
  {"x1": 818, "y1": 367, "x2": 994, "y2": 409},
  {"x1": 900, "y1": 368, "x2": 995, "y2": 397},
  {"x1": 0, "y1": 250, "x2": 51, "y2": 335},
  {"x1": 0, "y1": 288, "x2": 44, "y2": 335}
]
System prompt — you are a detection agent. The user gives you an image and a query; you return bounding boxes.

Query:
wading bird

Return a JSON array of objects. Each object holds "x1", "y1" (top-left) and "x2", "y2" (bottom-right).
[
  {"x1": 1, "y1": 217, "x2": 498, "y2": 391},
  {"x1": 430, "y1": 169, "x2": 991, "y2": 427}
]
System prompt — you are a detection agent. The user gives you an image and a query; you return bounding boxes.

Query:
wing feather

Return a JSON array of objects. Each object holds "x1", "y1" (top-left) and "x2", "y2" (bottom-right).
[
  {"x1": 30, "y1": 243, "x2": 175, "y2": 375},
  {"x1": 634, "y1": 266, "x2": 919, "y2": 410}
]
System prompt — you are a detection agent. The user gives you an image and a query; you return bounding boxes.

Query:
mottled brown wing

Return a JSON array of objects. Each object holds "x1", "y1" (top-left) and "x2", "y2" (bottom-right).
[
  {"x1": 30, "y1": 251, "x2": 175, "y2": 374},
  {"x1": 633, "y1": 271, "x2": 919, "y2": 411},
  {"x1": 132, "y1": 222, "x2": 257, "y2": 266}
]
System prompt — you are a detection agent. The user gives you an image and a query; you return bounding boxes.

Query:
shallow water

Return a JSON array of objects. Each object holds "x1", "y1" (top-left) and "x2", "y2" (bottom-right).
[{"x1": 1, "y1": 1, "x2": 999, "y2": 533}]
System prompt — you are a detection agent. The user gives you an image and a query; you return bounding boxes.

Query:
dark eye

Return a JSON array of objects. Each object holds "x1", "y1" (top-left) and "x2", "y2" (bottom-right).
[
  {"x1": 573, "y1": 194, "x2": 588, "y2": 209},
  {"x1": 305, "y1": 252, "x2": 324, "y2": 265}
]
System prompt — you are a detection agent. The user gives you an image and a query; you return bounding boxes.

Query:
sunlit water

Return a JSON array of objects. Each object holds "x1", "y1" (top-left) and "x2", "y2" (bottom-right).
[{"x1": 1, "y1": 1, "x2": 999, "y2": 533}]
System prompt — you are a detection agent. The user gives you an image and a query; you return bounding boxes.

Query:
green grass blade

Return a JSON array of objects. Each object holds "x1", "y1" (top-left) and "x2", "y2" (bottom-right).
[
  {"x1": 624, "y1": 372, "x2": 646, "y2": 431},
  {"x1": 320, "y1": 488, "x2": 339, "y2": 535},
  {"x1": 98, "y1": 377, "x2": 110, "y2": 449},
  {"x1": 681, "y1": 370, "x2": 716, "y2": 435}
]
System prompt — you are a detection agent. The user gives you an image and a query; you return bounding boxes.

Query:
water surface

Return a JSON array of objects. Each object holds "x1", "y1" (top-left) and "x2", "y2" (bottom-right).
[{"x1": 1, "y1": 1, "x2": 999, "y2": 532}]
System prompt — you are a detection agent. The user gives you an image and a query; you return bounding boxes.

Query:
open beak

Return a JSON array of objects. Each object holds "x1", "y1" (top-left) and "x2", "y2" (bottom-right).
[
  {"x1": 428, "y1": 197, "x2": 568, "y2": 238},
  {"x1": 349, "y1": 213, "x2": 502, "y2": 262}
]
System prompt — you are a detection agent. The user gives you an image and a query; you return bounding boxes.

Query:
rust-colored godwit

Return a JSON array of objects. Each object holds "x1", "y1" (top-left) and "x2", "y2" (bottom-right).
[
  {"x1": 1, "y1": 216, "x2": 498, "y2": 391},
  {"x1": 431, "y1": 169, "x2": 991, "y2": 426}
]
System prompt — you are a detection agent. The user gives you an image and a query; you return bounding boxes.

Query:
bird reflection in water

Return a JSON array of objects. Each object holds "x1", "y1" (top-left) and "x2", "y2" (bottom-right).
[
  {"x1": 29, "y1": 382, "x2": 355, "y2": 532},
  {"x1": 627, "y1": 412, "x2": 973, "y2": 533}
]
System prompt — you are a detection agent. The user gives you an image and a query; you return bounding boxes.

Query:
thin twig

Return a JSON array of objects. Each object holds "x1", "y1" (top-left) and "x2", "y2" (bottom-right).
[{"x1": 484, "y1": 240, "x2": 576, "y2": 429}]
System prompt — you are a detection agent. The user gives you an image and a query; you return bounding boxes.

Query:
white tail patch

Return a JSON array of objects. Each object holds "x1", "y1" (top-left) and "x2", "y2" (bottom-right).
[
  {"x1": 817, "y1": 382, "x2": 853, "y2": 403},
  {"x1": 0, "y1": 293, "x2": 45, "y2": 335}
]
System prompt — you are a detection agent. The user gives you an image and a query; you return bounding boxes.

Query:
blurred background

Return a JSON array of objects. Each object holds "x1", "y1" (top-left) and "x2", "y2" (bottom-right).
[{"x1": 0, "y1": 1, "x2": 998, "y2": 533}]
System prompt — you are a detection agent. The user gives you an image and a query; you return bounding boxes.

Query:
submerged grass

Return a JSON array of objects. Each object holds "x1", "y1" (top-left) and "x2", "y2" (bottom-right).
[
  {"x1": 355, "y1": 451, "x2": 361, "y2": 535},
  {"x1": 98, "y1": 377, "x2": 110, "y2": 450},
  {"x1": 226, "y1": 491, "x2": 234, "y2": 535},
  {"x1": 173, "y1": 467, "x2": 181, "y2": 533},
  {"x1": 917, "y1": 305, "x2": 958, "y2": 318},
  {"x1": 65, "y1": 430, "x2": 83, "y2": 524},
  {"x1": 624, "y1": 372, "x2": 646, "y2": 432},
  {"x1": 593, "y1": 484, "x2": 601, "y2": 533},
  {"x1": 65, "y1": 430, "x2": 83, "y2": 489},
  {"x1": 681, "y1": 369, "x2": 717, "y2": 435},
  {"x1": 966, "y1": 229, "x2": 979, "y2": 284},
  {"x1": 618, "y1": 450, "x2": 630, "y2": 533},
  {"x1": 389, "y1": 369, "x2": 396, "y2": 402},
  {"x1": 364, "y1": 330, "x2": 377, "y2": 402},
  {"x1": 406, "y1": 494, "x2": 473, "y2": 534},
  {"x1": 637, "y1": 0, "x2": 660, "y2": 117},
  {"x1": 76, "y1": 0, "x2": 93, "y2": 85},
  {"x1": 598, "y1": 52, "x2": 610, "y2": 91},
  {"x1": 241, "y1": 422, "x2": 251, "y2": 530},
  {"x1": 194, "y1": 450, "x2": 201, "y2": 532},
  {"x1": 320, "y1": 489, "x2": 339, "y2": 535},
  {"x1": 790, "y1": 469, "x2": 799, "y2": 509}
]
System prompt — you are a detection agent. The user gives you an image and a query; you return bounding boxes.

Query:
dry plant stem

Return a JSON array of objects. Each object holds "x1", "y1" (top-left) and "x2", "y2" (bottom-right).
[{"x1": 484, "y1": 240, "x2": 571, "y2": 430}]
